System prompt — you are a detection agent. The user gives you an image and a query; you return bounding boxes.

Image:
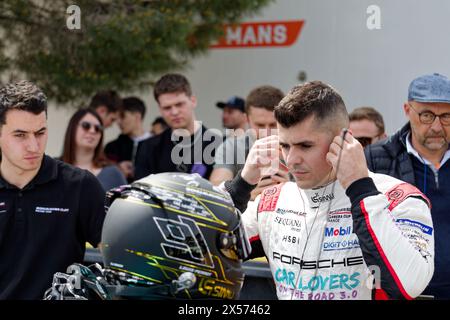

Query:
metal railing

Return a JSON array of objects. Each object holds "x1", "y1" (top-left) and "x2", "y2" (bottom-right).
[{"x1": 83, "y1": 248, "x2": 277, "y2": 300}]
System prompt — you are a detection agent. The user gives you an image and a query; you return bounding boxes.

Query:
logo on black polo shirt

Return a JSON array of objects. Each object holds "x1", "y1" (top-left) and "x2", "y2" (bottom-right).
[
  {"x1": 35, "y1": 206, "x2": 70, "y2": 214},
  {"x1": 0, "y1": 201, "x2": 5, "y2": 214}
]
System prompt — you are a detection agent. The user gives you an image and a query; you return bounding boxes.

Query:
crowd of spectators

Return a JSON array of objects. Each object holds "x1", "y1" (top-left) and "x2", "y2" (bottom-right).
[{"x1": 0, "y1": 72, "x2": 449, "y2": 300}]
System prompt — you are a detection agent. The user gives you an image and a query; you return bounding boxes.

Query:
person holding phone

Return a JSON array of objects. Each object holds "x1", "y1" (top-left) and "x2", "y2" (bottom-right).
[{"x1": 222, "y1": 81, "x2": 434, "y2": 300}]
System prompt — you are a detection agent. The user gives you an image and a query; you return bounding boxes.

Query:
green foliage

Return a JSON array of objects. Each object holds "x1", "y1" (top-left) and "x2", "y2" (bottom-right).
[{"x1": 0, "y1": 0, "x2": 272, "y2": 104}]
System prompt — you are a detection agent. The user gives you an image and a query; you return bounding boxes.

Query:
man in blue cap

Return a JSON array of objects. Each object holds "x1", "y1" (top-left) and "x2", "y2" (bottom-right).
[
  {"x1": 365, "y1": 73, "x2": 450, "y2": 299},
  {"x1": 216, "y1": 96, "x2": 248, "y2": 133}
]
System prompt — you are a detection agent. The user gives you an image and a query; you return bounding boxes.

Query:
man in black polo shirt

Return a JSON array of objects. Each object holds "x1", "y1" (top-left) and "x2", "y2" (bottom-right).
[
  {"x1": 0, "y1": 81, "x2": 106, "y2": 299},
  {"x1": 135, "y1": 74, "x2": 222, "y2": 180}
]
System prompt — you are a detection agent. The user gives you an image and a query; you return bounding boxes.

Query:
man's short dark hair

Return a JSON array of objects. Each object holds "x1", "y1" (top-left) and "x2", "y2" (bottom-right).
[
  {"x1": 152, "y1": 116, "x2": 167, "y2": 127},
  {"x1": 122, "y1": 97, "x2": 146, "y2": 119},
  {"x1": 245, "y1": 85, "x2": 285, "y2": 113},
  {"x1": 89, "y1": 90, "x2": 122, "y2": 113},
  {"x1": 153, "y1": 73, "x2": 192, "y2": 102},
  {"x1": 0, "y1": 80, "x2": 47, "y2": 126},
  {"x1": 275, "y1": 81, "x2": 348, "y2": 129},
  {"x1": 349, "y1": 106, "x2": 385, "y2": 135}
]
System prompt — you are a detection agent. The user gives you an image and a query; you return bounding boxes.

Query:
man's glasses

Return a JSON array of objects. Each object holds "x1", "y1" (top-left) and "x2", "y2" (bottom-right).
[
  {"x1": 80, "y1": 121, "x2": 103, "y2": 133},
  {"x1": 408, "y1": 103, "x2": 450, "y2": 126}
]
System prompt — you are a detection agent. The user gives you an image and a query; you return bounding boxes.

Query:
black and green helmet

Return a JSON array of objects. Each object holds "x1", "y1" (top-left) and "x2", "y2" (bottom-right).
[{"x1": 101, "y1": 172, "x2": 251, "y2": 300}]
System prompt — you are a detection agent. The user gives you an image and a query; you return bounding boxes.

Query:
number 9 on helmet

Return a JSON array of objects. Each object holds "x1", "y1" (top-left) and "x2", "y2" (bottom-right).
[{"x1": 100, "y1": 172, "x2": 251, "y2": 300}]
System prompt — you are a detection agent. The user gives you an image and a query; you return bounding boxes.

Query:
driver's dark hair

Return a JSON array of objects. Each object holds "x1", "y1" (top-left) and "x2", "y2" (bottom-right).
[{"x1": 275, "y1": 81, "x2": 348, "y2": 128}]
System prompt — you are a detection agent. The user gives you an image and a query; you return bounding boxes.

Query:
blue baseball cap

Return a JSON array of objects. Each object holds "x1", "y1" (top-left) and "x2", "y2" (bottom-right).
[
  {"x1": 216, "y1": 96, "x2": 245, "y2": 112},
  {"x1": 408, "y1": 73, "x2": 450, "y2": 103}
]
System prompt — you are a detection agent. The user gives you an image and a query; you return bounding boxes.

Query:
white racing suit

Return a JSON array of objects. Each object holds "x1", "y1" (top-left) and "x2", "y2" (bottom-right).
[{"x1": 242, "y1": 173, "x2": 434, "y2": 300}]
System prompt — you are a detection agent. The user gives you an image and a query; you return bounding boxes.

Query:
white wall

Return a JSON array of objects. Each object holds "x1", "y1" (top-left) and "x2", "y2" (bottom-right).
[{"x1": 45, "y1": 0, "x2": 450, "y2": 156}]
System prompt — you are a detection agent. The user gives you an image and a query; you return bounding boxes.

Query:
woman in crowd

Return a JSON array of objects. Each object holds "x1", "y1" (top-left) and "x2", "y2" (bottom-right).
[{"x1": 61, "y1": 108, "x2": 127, "y2": 191}]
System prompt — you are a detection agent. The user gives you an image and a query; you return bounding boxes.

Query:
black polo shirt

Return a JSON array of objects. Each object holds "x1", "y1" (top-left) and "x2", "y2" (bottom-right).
[{"x1": 0, "y1": 155, "x2": 106, "y2": 299}]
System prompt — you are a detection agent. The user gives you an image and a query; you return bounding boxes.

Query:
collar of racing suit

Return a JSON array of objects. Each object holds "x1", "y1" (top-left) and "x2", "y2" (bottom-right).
[{"x1": 302, "y1": 179, "x2": 345, "y2": 212}]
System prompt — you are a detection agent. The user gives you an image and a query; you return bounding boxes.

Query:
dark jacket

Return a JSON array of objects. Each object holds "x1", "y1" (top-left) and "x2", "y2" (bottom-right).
[
  {"x1": 364, "y1": 123, "x2": 415, "y2": 184},
  {"x1": 134, "y1": 126, "x2": 221, "y2": 180},
  {"x1": 365, "y1": 122, "x2": 450, "y2": 299},
  {"x1": 104, "y1": 134, "x2": 134, "y2": 163}
]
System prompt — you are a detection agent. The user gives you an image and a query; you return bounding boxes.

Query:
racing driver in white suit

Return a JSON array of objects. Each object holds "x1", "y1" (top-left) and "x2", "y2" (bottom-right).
[{"x1": 223, "y1": 81, "x2": 434, "y2": 300}]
